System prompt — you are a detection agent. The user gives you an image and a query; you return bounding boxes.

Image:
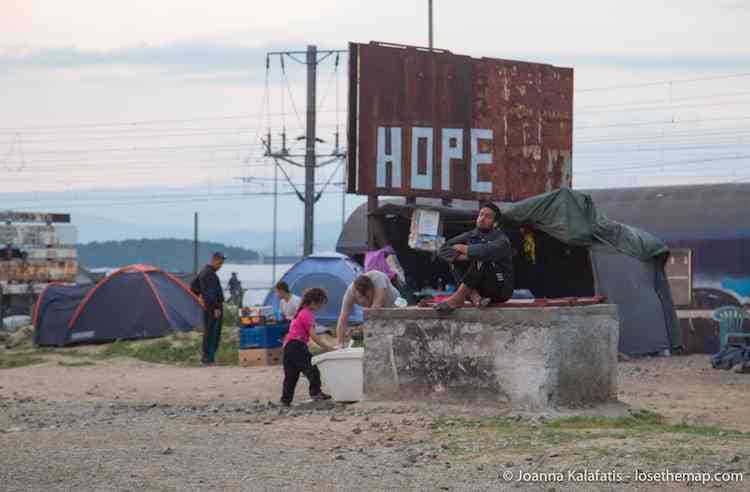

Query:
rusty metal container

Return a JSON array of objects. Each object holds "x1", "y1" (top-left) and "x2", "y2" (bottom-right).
[
  {"x1": 0, "y1": 212, "x2": 78, "y2": 294},
  {"x1": 348, "y1": 41, "x2": 573, "y2": 201}
]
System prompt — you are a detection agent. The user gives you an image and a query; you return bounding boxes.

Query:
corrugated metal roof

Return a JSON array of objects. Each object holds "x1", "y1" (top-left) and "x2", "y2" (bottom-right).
[{"x1": 582, "y1": 183, "x2": 750, "y2": 240}]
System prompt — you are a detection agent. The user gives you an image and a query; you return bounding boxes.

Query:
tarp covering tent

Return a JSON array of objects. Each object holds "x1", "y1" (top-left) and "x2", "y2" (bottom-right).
[
  {"x1": 336, "y1": 189, "x2": 681, "y2": 355},
  {"x1": 34, "y1": 264, "x2": 205, "y2": 346},
  {"x1": 501, "y1": 188, "x2": 678, "y2": 355},
  {"x1": 263, "y1": 253, "x2": 364, "y2": 332},
  {"x1": 33, "y1": 283, "x2": 92, "y2": 346}
]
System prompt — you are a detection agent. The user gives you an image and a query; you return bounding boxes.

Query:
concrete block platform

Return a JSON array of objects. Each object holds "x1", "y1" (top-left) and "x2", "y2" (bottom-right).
[{"x1": 363, "y1": 305, "x2": 619, "y2": 411}]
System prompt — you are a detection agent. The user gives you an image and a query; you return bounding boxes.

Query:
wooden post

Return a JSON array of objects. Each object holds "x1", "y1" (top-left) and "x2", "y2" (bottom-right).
[{"x1": 367, "y1": 195, "x2": 379, "y2": 249}]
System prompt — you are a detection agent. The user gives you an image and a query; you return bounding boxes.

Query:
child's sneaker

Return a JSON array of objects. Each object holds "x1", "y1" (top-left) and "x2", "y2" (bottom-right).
[{"x1": 311, "y1": 392, "x2": 332, "y2": 401}]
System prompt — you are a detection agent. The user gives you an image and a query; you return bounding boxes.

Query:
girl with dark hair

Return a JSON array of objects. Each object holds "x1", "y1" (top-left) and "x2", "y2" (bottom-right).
[{"x1": 280, "y1": 288, "x2": 335, "y2": 406}]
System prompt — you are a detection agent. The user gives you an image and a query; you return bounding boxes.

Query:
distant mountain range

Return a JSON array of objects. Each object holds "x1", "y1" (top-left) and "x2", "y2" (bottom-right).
[
  {"x1": 77, "y1": 238, "x2": 259, "y2": 271},
  {"x1": 74, "y1": 214, "x2": 344, "y2": 256},
  {"x1": 212, "y1": 221, "x2": 344, "y2": 255}
]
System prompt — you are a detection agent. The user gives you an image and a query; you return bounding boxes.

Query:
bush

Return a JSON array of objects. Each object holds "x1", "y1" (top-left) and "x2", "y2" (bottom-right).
[{"x1": 223, "y1": 304, "x2": 240, "y2": 327}]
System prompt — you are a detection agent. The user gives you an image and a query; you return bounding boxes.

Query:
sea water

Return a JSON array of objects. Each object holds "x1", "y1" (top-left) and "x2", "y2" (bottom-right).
[{"x1": 216, "y1": 263, "x2": 295, "y2": 306}]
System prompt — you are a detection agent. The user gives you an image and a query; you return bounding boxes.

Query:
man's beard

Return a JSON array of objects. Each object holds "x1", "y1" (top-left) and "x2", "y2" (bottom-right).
[{"x1": 477, "y1": 225, "x2": 491, "y2": 233}]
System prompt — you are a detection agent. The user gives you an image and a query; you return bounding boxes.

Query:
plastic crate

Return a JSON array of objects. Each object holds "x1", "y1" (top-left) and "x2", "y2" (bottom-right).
[{"x1": 239, "y1": 322, "x2": 289, "y2": 349}]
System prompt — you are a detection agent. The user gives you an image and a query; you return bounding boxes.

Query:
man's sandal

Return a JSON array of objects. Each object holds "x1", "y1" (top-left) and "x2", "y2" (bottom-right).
[{"x1": 434, "y1": 301, "x2": 456, "y2": 313}]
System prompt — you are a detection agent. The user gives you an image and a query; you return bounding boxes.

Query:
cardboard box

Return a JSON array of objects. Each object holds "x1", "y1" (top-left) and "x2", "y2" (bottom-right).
[
  {"x1": 239, "y1": 347, "x2": 283, "y2": 367},
  {"x1": 240, "y1": 315, "x2": 267, "y2": 325},
  {"x1": 241, "y1": 305, "x2": 274, "y2": 317}
]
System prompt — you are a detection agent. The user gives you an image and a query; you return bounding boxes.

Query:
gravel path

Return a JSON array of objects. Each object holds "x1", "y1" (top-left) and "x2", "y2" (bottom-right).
[{"x1": 1, "y1": 354, "x2": 749, "y2": 491}]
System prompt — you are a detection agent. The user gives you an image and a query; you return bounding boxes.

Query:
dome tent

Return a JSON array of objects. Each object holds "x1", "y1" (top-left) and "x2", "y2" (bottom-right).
[
  {"x1": 263, "y1": 253, "x2": 363, "y2": 332},
  {"x1": 34, "y1": 264, "x2": 204, "y2": 346},
  {"x1": 33, "y1": 283, "x2": 92, "y2": 346}
]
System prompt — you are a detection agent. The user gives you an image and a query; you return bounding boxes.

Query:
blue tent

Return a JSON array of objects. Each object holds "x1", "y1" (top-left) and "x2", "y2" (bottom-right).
[
  {"x1": 33, "y1": 283, "x2": 92, "y2": 346},
  {"x1": 263, "y1": 253, "x2": 363, "y2": 331},
  {"x1": 34, "y1": 264, "x2": 204, "y2": 346}
]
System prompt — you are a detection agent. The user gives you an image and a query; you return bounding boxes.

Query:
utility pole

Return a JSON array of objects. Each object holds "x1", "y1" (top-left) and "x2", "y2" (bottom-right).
[
  {"x1": 428, "y1": 0, "x2": 434, "y2": 48},
  {"x1": 193, "y1": 212, "x2": 198, "y2": 275},
  {"x1": 341, "y1": 165, "x2": 347, "y2": 230},
  {"x1": 304, "y1": 45, "x2": 317, "y2": 257},
  {"x1": 429, "y1": 1, "x2": 451, "y2": 208},
  {"x1": 263, "y1": 46, "x2": 347, "y2": 257},
  {"x1": 272, "y1": 155, "x2": 278, "y2": 285}
]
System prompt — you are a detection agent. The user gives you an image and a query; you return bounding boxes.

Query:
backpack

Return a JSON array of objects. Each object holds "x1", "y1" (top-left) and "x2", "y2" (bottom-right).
[{"x1": 190, "y1": 274, "x2": 202, "y2": 295}]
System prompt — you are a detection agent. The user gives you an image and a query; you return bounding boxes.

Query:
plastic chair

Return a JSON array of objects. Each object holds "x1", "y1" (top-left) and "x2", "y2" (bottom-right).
[{"x1": 712, "y1": 306, "x2": 750, "y2": 350}]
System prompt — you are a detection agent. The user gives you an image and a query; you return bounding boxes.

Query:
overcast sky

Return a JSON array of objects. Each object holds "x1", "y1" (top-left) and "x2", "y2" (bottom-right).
[{"x1": 0, "y1": 1, "x2": 748, "y2": 234}]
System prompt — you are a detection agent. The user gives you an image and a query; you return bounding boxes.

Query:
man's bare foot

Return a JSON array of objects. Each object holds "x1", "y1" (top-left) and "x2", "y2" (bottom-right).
[{"x1": 469, "y1": 293, "x2": 482, "y2": 307}]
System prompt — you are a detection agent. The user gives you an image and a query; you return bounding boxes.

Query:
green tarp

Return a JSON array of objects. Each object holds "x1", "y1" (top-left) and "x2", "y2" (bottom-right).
[{"x1": 500, "y1": 188, "x2": 669, "y2": 260}]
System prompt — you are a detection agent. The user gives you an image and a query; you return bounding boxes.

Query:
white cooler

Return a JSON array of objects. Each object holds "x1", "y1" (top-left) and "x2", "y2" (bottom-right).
[{"x1": 312, "y1": 347, "x2": 364, "y2": 402}]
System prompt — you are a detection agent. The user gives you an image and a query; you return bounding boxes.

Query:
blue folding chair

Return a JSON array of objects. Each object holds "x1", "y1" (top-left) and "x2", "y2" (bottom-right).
[{"x1": 712, "y1": 306, "x2": 750, "y2": 351}]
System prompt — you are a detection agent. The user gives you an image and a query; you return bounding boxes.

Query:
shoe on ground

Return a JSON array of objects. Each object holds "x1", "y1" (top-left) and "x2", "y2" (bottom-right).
[
  {"x1": 311, "y1": 392, "x2": 332, "y2": 401},
  {"x1": 279, "y1": 400, "x2": 291, "y2": 407}
]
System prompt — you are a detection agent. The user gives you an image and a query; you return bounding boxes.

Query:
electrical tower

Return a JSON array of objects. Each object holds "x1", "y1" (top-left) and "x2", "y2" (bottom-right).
[{"x1": 263, "y1": 45, "x2": 347, "y2": 257}]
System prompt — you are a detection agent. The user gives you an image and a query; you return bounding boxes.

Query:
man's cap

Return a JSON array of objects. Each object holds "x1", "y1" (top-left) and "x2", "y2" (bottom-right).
[
  {"x1": 479, "y1": 201, "x2": 502, "y2": 218},
  {"x1": 212, "y1": 251, "x2": 226, "y2": 260}
]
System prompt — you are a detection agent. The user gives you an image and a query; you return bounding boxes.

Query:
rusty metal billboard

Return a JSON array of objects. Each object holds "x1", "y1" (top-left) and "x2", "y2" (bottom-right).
[{"x1": 348, "y1": 42, "x2": 573, "y2": 201}]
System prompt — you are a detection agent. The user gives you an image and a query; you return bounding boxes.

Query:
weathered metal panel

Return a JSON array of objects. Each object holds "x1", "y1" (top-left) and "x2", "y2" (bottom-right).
[
  {"x1": 1, "y1": 283, "x2": 49, "y2": 295},
  {"x1": 349, "y1": 42, "x2": 573, "y2": 201},
  {"x1": 23, "y1": 248, "x2": 78, "y2": 260},
  {"x1": 0, "y1": 211, "x2": 70, "y2": 223},
  {"x1": 0, "y1": 259, "x2": 78, "y2": 283},
  {"x1": 665, "y1": 248, "x2": 692, "y2": 306},
  {"x1": 0, "y1": 224, "x2": 77, "y2": 246}
]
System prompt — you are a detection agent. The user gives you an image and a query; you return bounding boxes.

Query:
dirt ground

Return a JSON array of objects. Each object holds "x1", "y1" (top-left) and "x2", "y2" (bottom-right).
[{"x1": 1, "y1": 349, "x2": 749, "y2": 491}]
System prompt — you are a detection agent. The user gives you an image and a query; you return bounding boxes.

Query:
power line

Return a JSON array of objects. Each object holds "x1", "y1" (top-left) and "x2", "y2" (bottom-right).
[
  {"x1": 0, "y1": 129, "x2": 262, "y2": 145},
  {"x1": 574, "y1": 154, "x2": 750, "y2": 175},
  {"x1": 576, "y1": 72, "x2": 750, "y2": 93},
  {"x1": 0, "y1": 121, "x2": 350, "y2": 137},
  {"x1": 576, "y1": 98, "x2": 750, "y2": 115},
  {"x1": 281, "y1": 58, "x2": 305, "y2": 130},
  {"x1": 575, "y1": 89, "x2": 750, "y2": 111},
  {"x1": 17, "y1": 142, "x2": 265, "y2": 156},
  {"x1": 576, "y1": 125, "x2": 750, "y2": 144},
  {"x1": 576, "y1": 143, "x2": 749, "y2": 155},
  {"x1": 1, "y1": 184, "x2": 347, "y2": 209},
  {"x1": 0, "y1": 110, "x2": 346, "y2": 132},
  {"x1": 575, "y1": 115, "x2": 750, "y2": 130}
]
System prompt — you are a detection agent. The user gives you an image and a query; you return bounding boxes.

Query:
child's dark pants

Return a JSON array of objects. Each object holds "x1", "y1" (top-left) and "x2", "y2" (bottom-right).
[{"x1": 281, "y1": 340, "x2": 322, "y2": 404}]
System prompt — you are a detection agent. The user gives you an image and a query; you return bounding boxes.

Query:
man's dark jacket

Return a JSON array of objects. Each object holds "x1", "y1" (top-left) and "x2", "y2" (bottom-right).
[
  {"x1": 439, "y1": 227, "x2": 513, "y2": 276},
  {"x1": 193, "y1": 265, "x2": 224, "y2": 310}
]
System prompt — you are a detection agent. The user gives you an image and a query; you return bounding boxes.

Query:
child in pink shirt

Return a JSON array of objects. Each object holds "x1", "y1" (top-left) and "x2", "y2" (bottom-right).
[{"x1": 281, "y1": 288, "x2": 335, "y2": 406}]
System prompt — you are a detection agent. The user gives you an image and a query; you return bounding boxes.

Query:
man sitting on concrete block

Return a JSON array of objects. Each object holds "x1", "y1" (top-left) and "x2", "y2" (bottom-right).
[{"x1": 435, "y1": 202, "x2": 514, "y2": 313}]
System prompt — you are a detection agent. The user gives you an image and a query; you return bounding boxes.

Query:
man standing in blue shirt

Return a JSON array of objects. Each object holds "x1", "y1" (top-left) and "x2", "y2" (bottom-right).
[{"x1": 194, "y1": 252, "x2": 226, "y2": 365}]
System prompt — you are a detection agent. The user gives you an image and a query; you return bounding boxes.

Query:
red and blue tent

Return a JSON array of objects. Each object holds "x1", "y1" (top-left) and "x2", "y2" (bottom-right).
[{"x1": 33, "y1": 264, "x2": 204, "y2": 346}]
